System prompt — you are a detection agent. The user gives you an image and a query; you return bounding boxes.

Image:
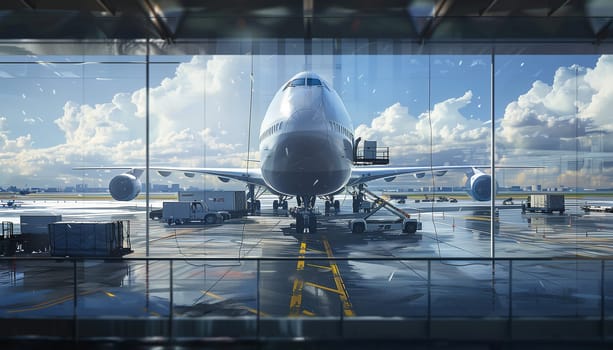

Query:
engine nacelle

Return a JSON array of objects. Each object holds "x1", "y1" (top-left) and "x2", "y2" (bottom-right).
[
  {"x1": 465, "y1": 173, "x2": 491, "y2": 201},
  {"x1": 109, "y1": 173, "x2": 142, "y2": 201}
]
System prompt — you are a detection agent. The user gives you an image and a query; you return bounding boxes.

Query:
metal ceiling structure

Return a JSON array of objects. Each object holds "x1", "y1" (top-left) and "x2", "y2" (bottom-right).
[{"x1": 1, "y1": 0, "x2": 613, "y2": 54}]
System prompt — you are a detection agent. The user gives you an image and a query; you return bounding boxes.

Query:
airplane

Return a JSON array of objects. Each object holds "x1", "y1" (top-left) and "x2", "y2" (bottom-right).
[
  {"x1": 0, "y1": 199, "x2": 23, "y2": 209},
  {"x1": 75, "y1": 71, "x2": 494, "y2": 234}
]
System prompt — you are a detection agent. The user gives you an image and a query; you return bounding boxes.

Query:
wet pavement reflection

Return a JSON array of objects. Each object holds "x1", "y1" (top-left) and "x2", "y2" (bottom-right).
[{"x1": 0, "y1": 195, "x2": 612, "y2": 320}]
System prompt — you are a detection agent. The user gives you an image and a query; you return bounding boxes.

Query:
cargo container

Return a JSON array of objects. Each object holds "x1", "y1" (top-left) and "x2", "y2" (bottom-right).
[
  {"x1": 20, "y1": 215, "x2": 62, "y2": 235},
  {"x1": 0, "y1": 221, "x2": 19, "y2": 255},
  {"x1": 178, "y1": 190, "x2": 247, "y2": 217},
  {"x1": 19, "y1": 215, "x2": 62, "y2": 252},
  {"x1": 522, "y1": 194, "x2": 565, "y2": 214},
  {"x1": 49, "y1": 220, "x2": 132, "y2": 257}
]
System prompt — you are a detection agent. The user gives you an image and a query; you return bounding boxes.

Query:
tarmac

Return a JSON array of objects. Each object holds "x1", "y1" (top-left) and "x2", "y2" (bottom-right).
[{"x1": 0, "y1": 194, "x2": 611, "y2": 346}]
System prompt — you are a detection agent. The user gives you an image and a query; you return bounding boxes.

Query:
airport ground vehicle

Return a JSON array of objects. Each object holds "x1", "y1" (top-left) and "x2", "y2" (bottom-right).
[
  {"x1": 522, "y1": 194, "x2": 565, "y2": 214},
  {"x1": 149, "y1": 208, "x2": 163, "y2": 220},
  {"x1": 162, "y1": 201, "x2": 224, "y2": 225},
  {"x1": 178, "y1": 190, "x2": 247, "y2": 218},
  {"x1": 348, "y1": 189, "x2": 422, "y2": 234},
  {"x1": 581, "y1": 204, "x2": 613, "y2": 213}
]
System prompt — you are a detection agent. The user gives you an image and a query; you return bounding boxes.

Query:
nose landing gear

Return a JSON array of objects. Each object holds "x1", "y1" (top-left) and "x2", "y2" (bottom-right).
[{"x1": 292, "y1": 195, "x2": 318, "y2": 234}]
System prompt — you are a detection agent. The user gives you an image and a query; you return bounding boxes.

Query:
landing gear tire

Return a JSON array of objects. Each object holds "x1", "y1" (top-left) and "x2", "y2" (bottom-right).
[
  {"x1": 282, "y1": 201, "x2": 288, "y2": 210},
  {"x1": 308, "y1": 215, "x2": 317, "y2": 233},
  {"x1": 403, "y1": 221, "x2": 417, "y2": 234},
  {"x1": 324, "y1": 201, "x2": 331, "y2": 215},
  {"x1": 352, "y1": 222, "x2": 365, "y2": 234},
  {"x1": 296, "y1": 215, "x2": 304, "y2": 234},
  {"x1": 273, "y1": 200, "x2": 279, "y2": 210},
  {"x1": 334, "y1": 200, "x2": 340, "y2": 213}
]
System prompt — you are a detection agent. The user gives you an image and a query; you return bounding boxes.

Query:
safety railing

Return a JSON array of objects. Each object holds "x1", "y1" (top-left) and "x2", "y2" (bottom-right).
[{"x1": 0, "y1": 256, "x2": 610, "y2": 342}]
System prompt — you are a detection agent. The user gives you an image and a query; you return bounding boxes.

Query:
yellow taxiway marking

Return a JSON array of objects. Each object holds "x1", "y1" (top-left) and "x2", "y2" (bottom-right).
[
  {"x1": 201, "y1": 290, "x2": 268, "y2": 317},
  {"x1": 7, "y1": 289, "x2": 99, "y2": 314},
  {"x1": 201, "y1": 290, "x2": 224, "y2": 301},
  {"x1": 305, "y1": 281, "x2": 344, "y2": 295},
  {"x1": 147, "y1": 309, "x2": 161, "y2": 317},
  {"x1": 289, "y1": 239, "x2": 307, "y2": 316},
  {"x1": 323, "y1": 237, "x2": 355, "y2": 317},
  {"x1": 306, "y1": 263, "x2": 331, "y2": 271}
]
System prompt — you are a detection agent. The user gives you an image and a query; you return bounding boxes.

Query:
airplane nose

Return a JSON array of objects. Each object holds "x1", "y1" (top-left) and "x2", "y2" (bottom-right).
[{"x1": 287, "y1": 108, "x2": 315, "y2": 128}]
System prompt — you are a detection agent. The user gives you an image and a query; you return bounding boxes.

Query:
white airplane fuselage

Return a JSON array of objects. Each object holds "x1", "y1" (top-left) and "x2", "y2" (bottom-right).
[{"x1": 259, "y1": 72, "x2": 354, "y2": 198}]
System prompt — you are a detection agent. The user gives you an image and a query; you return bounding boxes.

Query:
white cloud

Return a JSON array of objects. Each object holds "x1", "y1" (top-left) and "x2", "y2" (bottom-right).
[
  {"x1": 4, "y1": 54, "x2": 613, "y2": 190},
  {"x1": 496, "y1": 57, "x2": 613, "y2": 188},
  {"x1": 497, "y1": 59, "x2": 613, "y2": 152},
  {"x1": 354, "y1": 90, "x2": 489, "y2": 165},
  {"x1": 0, "y1": 55, "x2": 258, "y2": 187}
]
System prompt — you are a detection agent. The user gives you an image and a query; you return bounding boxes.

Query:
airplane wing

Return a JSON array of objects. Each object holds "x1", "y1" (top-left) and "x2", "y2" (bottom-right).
[
  {"x1": 175, "y1": 167, "x2": 269, "y2": 188},
  {"x1": 73, "y1": 166, "x2": 270, "y2": 189},
  {"x1": 348, "y1": 165, "x2": 485, "y2": 186}
]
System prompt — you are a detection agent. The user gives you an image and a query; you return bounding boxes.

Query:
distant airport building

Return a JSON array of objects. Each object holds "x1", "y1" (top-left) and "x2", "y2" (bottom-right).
[{"x1": 531, "y1": 185, "x2": 542, "y2": 191}]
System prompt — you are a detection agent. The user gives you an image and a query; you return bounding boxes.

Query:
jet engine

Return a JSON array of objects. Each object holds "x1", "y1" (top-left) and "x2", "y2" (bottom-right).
[
  {"x1": 109, "y1": 173, "x2": 142, "y2": 201},
  {"x1": 465, "y1": 172, "x2": 491, "y2": 201}
]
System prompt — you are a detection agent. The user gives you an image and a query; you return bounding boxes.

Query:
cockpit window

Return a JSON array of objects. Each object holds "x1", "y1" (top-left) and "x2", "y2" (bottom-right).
[
  {"x1": 306, "y1": 78, "x2": 321, "y2": 86},
  {"x1": 283, "y1": 77, "x2": 324, "y2": 90},
  {"x1": 289, "y1": 78, "x2": 305, "y2": 87}
]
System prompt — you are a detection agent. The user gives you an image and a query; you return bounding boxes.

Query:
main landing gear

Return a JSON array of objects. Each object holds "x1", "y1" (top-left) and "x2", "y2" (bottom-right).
[
  {"x1": 247, "y1": 184, "x2": 261, "y2": 215},
  {"x1": 324, "y1": 197, "x2": 340, "y2": 215},
  {"x1": 273, "y1": 197, "x2": 289, "y2": 211}
]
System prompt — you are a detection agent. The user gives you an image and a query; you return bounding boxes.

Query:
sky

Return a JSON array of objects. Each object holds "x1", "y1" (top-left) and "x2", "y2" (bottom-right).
[{"x1": 0, "y1": 53, "x2": 611, "y2": 191}]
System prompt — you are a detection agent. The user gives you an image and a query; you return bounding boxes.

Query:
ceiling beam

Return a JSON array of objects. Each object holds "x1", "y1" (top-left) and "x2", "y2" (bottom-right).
[
  {"x1": 303, "y1": 0, "x2": 314, "y2": 40},
  {"x1": 548, "y1": 0, "x2": 572, "y2": 17},
  {"x1": 140, "y1": 0, "x2": 174, "y2": 42},
  {"x1": 419, "y1": 0, "x2": 455, "y2": 42},
  {"x1": 595, "y1": 19, "x2": 613, "y2": 44},
  {"x1": 19, "y1": 0, "x2": 35, "y2": 10},
  {"x1": 96, "y1": 0, "x2": 116, "y2": 16},
  {"x1": 479, "y1": 0, "x2": 499, "y2": 16}
]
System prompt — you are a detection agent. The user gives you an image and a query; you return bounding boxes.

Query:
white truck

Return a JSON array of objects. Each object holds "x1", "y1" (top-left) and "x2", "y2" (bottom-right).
[
  {"x1": 522, "y1": 194, "x2": 565, "y2": 214},
  {"x1": 162, "y1": 201, "x2": 225, "y2": 225},
  {"x1": 178, "y1": 190, "x2": 247, "y2": 218}
]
